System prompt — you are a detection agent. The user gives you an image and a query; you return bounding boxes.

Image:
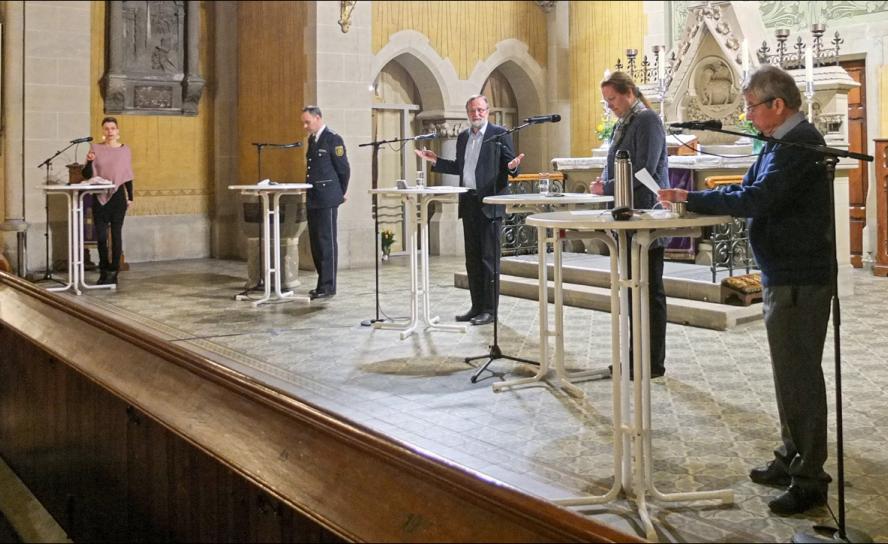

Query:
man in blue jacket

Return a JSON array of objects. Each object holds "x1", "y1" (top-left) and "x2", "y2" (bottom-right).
[
  {"x1": 659, "y1": 64, "x2": 832, "y2": 516},
  {"x1": 302, "y1": 105, "x2": 350, "y2": 300}
]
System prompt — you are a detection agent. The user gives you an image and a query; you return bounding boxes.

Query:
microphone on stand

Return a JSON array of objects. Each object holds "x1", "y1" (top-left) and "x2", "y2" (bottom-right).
[
  {"x1": 523, "y1": 114, "x2": 562, "y2": 124},
  {"x1": 668, "y1": 120, "x2": 723, "y2": 130},
  {"x1": 70, "y1": 136, "x2": 93, "y2": 144}
]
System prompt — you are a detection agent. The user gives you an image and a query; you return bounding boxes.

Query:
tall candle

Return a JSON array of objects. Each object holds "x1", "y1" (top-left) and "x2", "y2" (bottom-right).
[
  {"x1": 657, "y1": 52, "x2": 665, "y2": 82},
  {"x1": 742, "y1": 39, "x2": 749, "y2": 77},
  {"x1": 805, "y1": 47, "x2": 814, "y2": 87}
]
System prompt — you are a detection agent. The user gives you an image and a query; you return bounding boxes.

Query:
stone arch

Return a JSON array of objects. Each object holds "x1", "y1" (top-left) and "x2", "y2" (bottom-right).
[
  {"x1": 371, "y1": 30, "x2": 456, "y2": 114},
  {"x1": 469, "y1": 39, "x2": 548, "y2": 171}
]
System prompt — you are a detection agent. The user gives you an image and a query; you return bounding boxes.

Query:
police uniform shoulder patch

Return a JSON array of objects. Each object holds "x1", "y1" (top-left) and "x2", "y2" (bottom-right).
[{"x1": 335, "y1": 145, "x2": 345, "y2": 157}]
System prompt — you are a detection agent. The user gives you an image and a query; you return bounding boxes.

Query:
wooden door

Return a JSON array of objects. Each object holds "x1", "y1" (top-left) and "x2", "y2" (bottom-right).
[{"x1": 842, "y1": 59, "x2": 868, "y2": 267}]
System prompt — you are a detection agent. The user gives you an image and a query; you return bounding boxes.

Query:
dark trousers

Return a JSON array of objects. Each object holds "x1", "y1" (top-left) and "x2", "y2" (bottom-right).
[
  {"x1": 627, "y1": 246, "x2": 667, "y2": 375},
  {"x1": 461, "y1": 193, "x2": 503, "y2": 314},
  {"x1": 763, "y1": 284, "x2": 832, "y2": 492},
  {"x1": 93, "y1": 189, "x2": 128, "y2": 272},
  {"x1": 461, "y1": 195, "x2": 501, "y2": 314},
  {"x1": 307, "y1": 206, "x2": 338, "y2": 294}
]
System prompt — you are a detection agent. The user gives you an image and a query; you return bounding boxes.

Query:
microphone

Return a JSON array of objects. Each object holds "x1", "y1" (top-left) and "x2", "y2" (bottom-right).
[
  {"x1": 251, "y1": 141, "x2": 303, "y2": 148},
  {"x1": 523, "y1": 114, "x2": 562, "y2": 124},
  {"x1": 413, "y1": 133, "x2": 438, "y2": 141},
  {"x1": 70, "y1": 136, "x2": 93, "y2": 144},
  {"x1": 669, "y1": 120, "x2": 722, "y2": 130}
]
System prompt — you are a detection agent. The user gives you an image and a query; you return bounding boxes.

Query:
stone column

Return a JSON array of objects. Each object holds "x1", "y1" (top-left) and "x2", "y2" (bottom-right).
[
  {"x1": 546, "y1": 1, "x2": 571, "y2": 162},
  {"x1": 212, "y1": 1, "x2": 240, "y2": 258},
  {"x1": 302, "y1": 1, "x2": 375, "y2": 269},
  {"x1": 22, "y1": 1, "x2": 92, "y2": 275},
  {"x1": 1, "y1": 1, "x2": 27, "y2": 272}
]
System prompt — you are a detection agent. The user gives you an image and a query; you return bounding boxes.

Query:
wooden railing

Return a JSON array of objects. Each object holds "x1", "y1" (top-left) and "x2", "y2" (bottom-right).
[{"x1": 0, "y1": 271, "x2": 637, "y2": 543}]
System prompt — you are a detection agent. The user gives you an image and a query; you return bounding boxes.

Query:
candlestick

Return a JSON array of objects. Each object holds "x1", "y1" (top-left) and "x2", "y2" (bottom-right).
[{"x1": 742, "y1": 39, "x2": 749, "y2": 79}]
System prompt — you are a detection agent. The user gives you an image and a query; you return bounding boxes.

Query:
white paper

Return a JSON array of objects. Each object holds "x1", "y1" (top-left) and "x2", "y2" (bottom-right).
[{"x1": 634, "y1": 168, "x2": 661, "y2": 196}]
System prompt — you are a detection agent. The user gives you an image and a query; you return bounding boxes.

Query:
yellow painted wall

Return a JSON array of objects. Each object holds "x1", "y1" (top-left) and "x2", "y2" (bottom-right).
[
  {"x1": 89, "y1": 1, "x2": 214, "y2": 217},
  {"x1": 372, "y1": 0, "x2": 547, "y2": 80},
  {"x1": 569, "y1": 2, "x2": 646, "y2": 156},
  {"x1": 236, "y1": 2, "x2": 307, "y2": 184}
]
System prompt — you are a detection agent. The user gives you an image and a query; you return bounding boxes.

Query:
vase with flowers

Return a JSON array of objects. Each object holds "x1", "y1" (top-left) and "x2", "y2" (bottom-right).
[
  {"x1": 380, "y1": 229, "x2": 395, "y2": 261},
  {"x1": 737, "y1": 112, "x2": 764, "y2": 154},
  {"x1": 596, "y1": 117, "x2": 616, "y2": 144}
]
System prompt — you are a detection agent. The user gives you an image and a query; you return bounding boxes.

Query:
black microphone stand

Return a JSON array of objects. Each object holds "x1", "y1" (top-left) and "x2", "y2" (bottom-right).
[
  {"x1": 675, "y1": 124, "x2": 873, "y2": 543},
  {"x1": 35, "y1": 141, "x2": 81, "y2": 285},
  {"x1": 358, "y1": 134, "x2": 433, "y2": 327},
  {"x1": 466, "y1": 122, "x2": 540, "y2": 382},
  {"x1": 235, "y1": 142, "x2": 302, "y2": 300}
]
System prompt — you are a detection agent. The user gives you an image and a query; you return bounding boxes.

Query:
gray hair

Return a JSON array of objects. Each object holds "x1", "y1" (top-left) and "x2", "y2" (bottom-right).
[
  {"x1": 302, "y1": 105, "x2": 323, "y2": 117},
  {"x1": 741, "y1": 64, "x2": 802, "y2": 110},
  {"x1": 465, "y1": 94, "x2": 489, "y2": 111}
]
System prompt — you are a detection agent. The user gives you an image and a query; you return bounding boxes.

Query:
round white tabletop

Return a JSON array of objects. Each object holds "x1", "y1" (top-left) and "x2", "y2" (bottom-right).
[
  {"x1": 483, "y1": 193, "x2": 613, "y2": 206},
  {"x1": 369, "y1": 186, "x2": 468, "y2": 196},
  {"x1": 228, "y1": 183, "x2": 312, "y2": 191},
  {"x1": 526, "y1": 209, "x2": 732, "y2": 230}
]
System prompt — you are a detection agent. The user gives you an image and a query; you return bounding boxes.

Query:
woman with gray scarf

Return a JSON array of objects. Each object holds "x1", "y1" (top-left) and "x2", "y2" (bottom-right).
[{"x1": 591, "y1": 71, "x2": 669, "y2": 379}]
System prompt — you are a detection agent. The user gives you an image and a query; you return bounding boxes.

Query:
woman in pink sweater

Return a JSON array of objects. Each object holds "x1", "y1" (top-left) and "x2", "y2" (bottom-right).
[{"x1": 83, "y1": 117, "x2": 134, "y2": 285}]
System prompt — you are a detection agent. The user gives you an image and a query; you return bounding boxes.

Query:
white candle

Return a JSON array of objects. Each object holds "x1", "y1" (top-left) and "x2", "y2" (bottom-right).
[
  {"x1": 805, "y1": 47, "x2": 814, "y2": 87},
  {"x1": 658, "y1": 51, "x2": 665, "y2": 82},
  {"x1": 742, "y1": 39, "x2": 749, "y2": 77}
]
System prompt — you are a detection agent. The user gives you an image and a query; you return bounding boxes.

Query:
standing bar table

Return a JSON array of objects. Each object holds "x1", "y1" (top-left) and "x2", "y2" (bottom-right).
[
  {"x1": 228, "y1": 183, "x2": 312, "y2": 307},
  {"x1": 43, "y1": 183, "x2": 119, "y2": 294},
  {"x1": 526, "y1": 209, "x2": 734, "y2": 542},
  {"x1": 482, "y1": 193, "x2": 613, "y2": 394},
  {"x1": 370, "y1": 186, "x2": 468, "y2": 339}
]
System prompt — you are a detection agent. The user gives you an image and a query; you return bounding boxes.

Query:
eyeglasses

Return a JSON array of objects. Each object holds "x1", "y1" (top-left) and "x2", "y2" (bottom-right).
[
  {"x1": 467, "y1": 107, "x2": 488, "y2": 114},
  {"x1": 744, "y1": 97, "x2": 776, "y2": 113}
]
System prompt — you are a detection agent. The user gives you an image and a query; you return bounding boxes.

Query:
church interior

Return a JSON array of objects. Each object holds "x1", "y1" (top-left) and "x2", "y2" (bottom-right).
[{"x1": 2, "y1": 1, "x2": 888, "y2": 542}]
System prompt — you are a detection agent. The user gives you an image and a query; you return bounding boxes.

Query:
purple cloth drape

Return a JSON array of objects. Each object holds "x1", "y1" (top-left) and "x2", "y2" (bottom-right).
[{"x1": 666, "y1": 169, "x2": 695, "y2": 259}]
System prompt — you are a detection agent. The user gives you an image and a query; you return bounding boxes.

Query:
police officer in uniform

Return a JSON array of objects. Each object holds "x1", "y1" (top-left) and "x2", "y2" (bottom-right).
[{"x1": 302, "y1": 105, "x2": 350, "y2": 300}]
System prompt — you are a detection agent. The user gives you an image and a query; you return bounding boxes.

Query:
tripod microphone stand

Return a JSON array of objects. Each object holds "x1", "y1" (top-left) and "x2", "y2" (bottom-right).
[
  {"x1": 235, "y1": 141, "x2": 302, "y2": 300},
  {"x1": 359, "y1": 133, "x2": 437, "y2": 327},
  {"x1": 673, "y1": 123, "x2": 874, "y2": 543},
  {"x1": 36, "y1": 141, "x2": 81, "y2": 285}
]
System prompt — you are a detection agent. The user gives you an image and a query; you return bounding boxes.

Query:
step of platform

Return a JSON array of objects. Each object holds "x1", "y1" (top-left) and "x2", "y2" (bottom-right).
[{"x1": 454, "y1": 254, "x2": 763, "y2": 331}]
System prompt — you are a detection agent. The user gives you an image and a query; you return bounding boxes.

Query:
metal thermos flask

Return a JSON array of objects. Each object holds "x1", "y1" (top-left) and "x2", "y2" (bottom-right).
[{"x1": 614, "y1": 150, "x2": 633, "y2": 209}]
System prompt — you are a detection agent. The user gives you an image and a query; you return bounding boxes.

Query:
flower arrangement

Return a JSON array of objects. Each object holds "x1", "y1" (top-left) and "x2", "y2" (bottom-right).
[
  {"x1": 737, "y1": 112, "x2": 758, "y2": 135},
  {"x1": 380, "y1": 229, "x2": 395, "y2": 257},
  {"x1": 596, "y1": 117, "x2": 616, "y2": 142},
  {"x1": 737, "y1": 112, "x2": 765, "y2": 153}
]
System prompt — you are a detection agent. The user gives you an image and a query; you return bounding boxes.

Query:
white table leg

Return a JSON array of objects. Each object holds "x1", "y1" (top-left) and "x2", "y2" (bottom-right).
[
  {"x1": 47, "y1": 192, "x2": 76, "y2": 294},
  {"x1": 375, "y1": 195, "x2": 419, "y2": 338},
  {"x1": 375, "y1": 194, "x2": 464, "y2": 339},
  {"x1": 80, "y1": 191, "x2": 115, "y2": 291},
  {"x1": 421, "y1": 196, "x2": 465, "y2": 333},
  {"x1": 492, "y1": 225, "x2": 551, "y2": 392}
]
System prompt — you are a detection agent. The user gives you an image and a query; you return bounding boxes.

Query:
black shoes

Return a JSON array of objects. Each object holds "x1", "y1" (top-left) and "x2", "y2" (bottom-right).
[
  {"x1": 470, "y1": 312, "x2": 494, "y2": 326},
  {"x1": 607, "y1": 365, "x2": 665, "y2": 380},
  {"x1": 455, "y1": 309, "x2": 481, "y2": 322},
  {"x1": 309, "y1": 289, "x2": 334, "y2": 300},
  {"x1": 768, "y1": 484, "x2": 827, "y2": 516},
  {"x1": 97, "y1": 270, "x2": 118, "y2": 285},
  {"x1": 749, "y1": 461, "x2": 791, "y2": 488}
]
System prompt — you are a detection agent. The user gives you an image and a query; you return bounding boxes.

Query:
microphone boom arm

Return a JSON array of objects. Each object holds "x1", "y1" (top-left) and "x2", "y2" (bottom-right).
[{"x1": 668, "y1": 126, "x2": 873, "y2": 162}]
